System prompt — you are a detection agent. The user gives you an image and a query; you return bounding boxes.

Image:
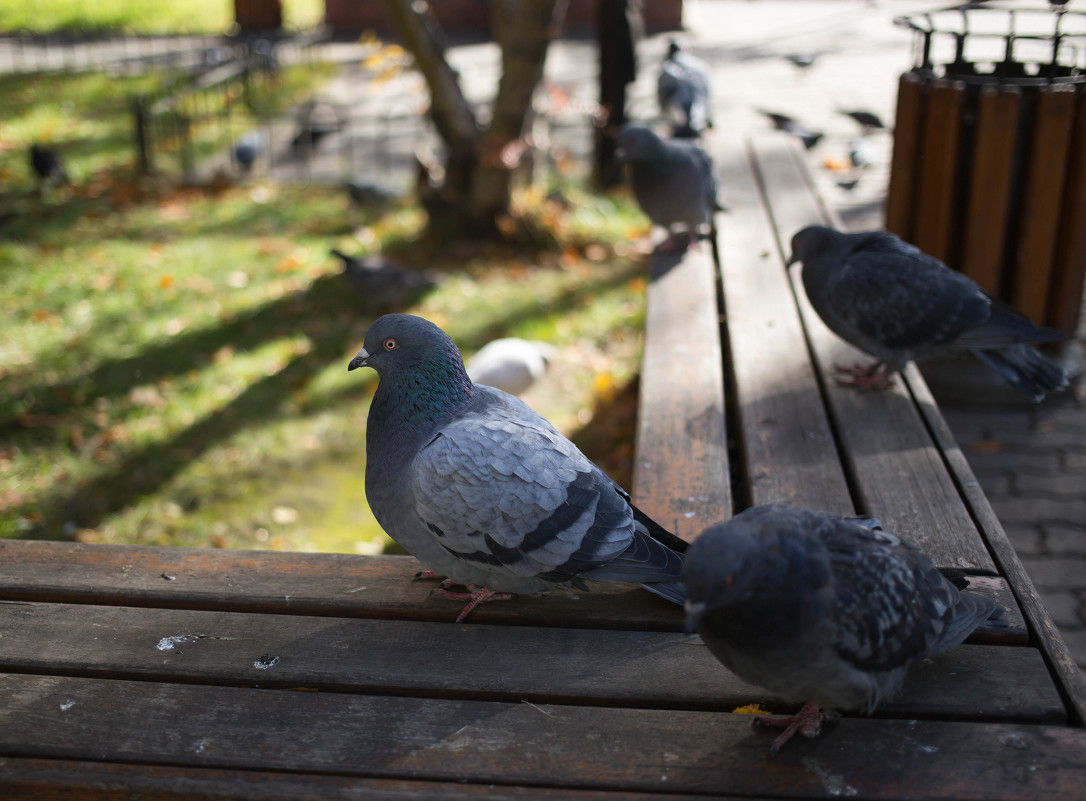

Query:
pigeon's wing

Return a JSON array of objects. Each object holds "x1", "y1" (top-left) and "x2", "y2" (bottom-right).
[
  {"x1": 658, "y1": 62, "x2": 694, "y2": 118},
  {"x1": 826, "y1": 236, "x2": 991, "y2": 351},
  {"x1": 411, "y1": 402, "x2": 638, "y2": 582},
  {"x1": 820, "y1": 521, "x2": 956, "y2": 672}
]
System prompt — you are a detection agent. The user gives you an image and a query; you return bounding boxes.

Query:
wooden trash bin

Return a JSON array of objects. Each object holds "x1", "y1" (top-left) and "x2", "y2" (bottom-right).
[{"x1": 886, "y1": 6, "x2": 1086, "y2": 335}]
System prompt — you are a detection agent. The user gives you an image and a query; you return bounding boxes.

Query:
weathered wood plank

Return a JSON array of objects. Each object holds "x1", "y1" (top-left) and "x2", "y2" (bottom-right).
[
  {"x1": 713, "y1": 138, "x2": 854, "y2": 514},
  {"x1": 1, "y1": 674, "x2": 1084, "y2": 800},
  {"x1": 1011, "y1": 85, "x2": 1076, "y2": 327},
  {"x1": 961, "y1": 85, "x2": 1021, "y2": 295},
  {"x1": 913, "y1": 78, "x2": 966, "y2": 263},
  {"x1": 0, "y1": 601, "x2": 1042, "y2": 716},
  {"x1": 0, "y1": 758, "x2": 719, "y2": 801},
  {"x1": 905, "y1": 362, "x2": 1086, "y2": 725},
  {"x1": 1046, "y1": 85, "x2": 1086, "y2": 335},
  {"x1": 885, "y1": 71, "x2": 927, "y2": 240},
  {"x1": 0, "y1": 541, "x2": 681, "y2": 631},
  {"x1": 748, "y1": 134, "x2": 996, "y2": 573},
  {"x1": 632, "y1": 247, "x2": 731, "y2": 538}
]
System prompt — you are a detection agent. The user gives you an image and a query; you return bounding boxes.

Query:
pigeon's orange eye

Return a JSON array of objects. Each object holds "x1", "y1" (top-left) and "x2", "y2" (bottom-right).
[{"x1": 383, "y1": 338, "x2": 398, "y2": 351}]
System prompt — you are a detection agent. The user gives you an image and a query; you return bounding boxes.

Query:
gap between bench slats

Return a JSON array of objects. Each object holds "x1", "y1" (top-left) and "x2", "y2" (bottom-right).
[
  {"x1": 1, "y1": 673, "x2": 1083, "y2": 801},
  {"x1": 0, "y1": 600, "x2": 1040, "y2": 717}
]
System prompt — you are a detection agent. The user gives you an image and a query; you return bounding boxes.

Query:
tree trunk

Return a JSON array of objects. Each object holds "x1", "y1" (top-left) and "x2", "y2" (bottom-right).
[{"x1": 382, "y1": 0, "x2": 567, "y2": 239}]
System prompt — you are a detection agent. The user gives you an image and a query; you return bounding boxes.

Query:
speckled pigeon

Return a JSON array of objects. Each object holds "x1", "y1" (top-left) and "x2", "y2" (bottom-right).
[
  {"x1": 348, "y1": 314, "x2": 687, "y2": 622},
  {"x1": 617, "y1": 123, "x2": 719, "y2": 253},
  {"x1": 683, "y1": 503, "x2": 1004, "y2": 754},
  {"x1": 657, "y1": 38, "x2": 713, "y2": 139},
  {"x1": 788, "y1": 225, "x2": 1068, "y2": 402}
]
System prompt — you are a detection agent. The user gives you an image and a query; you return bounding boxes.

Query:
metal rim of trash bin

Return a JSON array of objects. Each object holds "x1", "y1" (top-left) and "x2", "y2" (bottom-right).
[{"x1": 894, "y1": 4, "x2": 1085, "y2": 87}]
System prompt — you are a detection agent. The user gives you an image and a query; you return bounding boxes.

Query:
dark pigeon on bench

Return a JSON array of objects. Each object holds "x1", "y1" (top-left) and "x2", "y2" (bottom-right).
[
  {"x1": 839, "y1": 108, "x2": 888, "y2": 133},
  {"x1": 683, "y1": 503, "x2": 1004, "y2": 755},
  {"x1": 348, "y1": 314, "x2": 688, "y2": 622},
  {"x1": 617, "y1": 123, "x2": 719, "y2": 253},
  {"x1": 787, "y1": 225, "x2": 1068, "y2": 402},
  {"x1": 657, "y1": 38, "x2": 713, "y2": 139}
]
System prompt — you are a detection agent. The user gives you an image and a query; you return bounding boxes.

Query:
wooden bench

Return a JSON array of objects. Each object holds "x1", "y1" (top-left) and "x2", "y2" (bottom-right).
[{"x1": 1, "y1": 133, "x2": 1084, "y2": 800}]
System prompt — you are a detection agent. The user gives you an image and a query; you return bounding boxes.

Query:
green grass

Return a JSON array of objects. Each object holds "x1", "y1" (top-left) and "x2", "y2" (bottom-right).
[
  {"x1": 0, "y1": 0, "x2": 325, "y2": 34},
  {"x1": 0, "y1": 70, "x2": 652, "y2": 556}
]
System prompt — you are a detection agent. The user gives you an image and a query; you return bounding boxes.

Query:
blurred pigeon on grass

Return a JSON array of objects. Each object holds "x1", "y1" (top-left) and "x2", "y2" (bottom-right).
[
  {"x1": 617, "y1": 123, "x2": 720, "y2": 254},
  {"x1": 29, "y1": 144, "x2": 69, "y2": 189},
  {"x1": 233, "y1": 130, "x2": 267, "y2": 174},
  {"x1": 466, "y1": 337, "x2": 558, "y2": 396},
  {"x1": 657, "y1": 38, "x2": 714, "y2": 139},
  {"x1": 684, "y1": 503, "x2": 1004, "y2": 755},
  {"x1": 330, "y1": 249, "x2": 435, "y2": 309},
  {"x1": 348, "y1": 314, "x2": 688, "y2": 622},
  {"x1": 788, "y1": 226, "x2": 1068, "y2": 402}
]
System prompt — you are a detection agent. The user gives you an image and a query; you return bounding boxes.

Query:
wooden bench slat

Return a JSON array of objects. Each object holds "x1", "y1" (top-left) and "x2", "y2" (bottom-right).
[
  {"x1": 747, "y1": 134, "x2": 997, "y2": 573},
  {"x1": 632, "y1": 248, "x2": 731, "y2": 538},
  {"x1": 2, "y1": 673, "x2": 1083, "y2": 800},
  {"x1": 905, "y1": 362, "x2": 1086, "y2": 726},
  {"x1": 0, "y1": 601, "x2": 1044, "y2": 717},
  {"x1": 0, "y1": 540, "x2": 1024, "y2": 641},
  {"x1": 0, "y1": 541, "x2": 681, "y2": 631},
  {"x1": 0, "y1": 758, "x2": 711, "y2": 801},
  {"x1": 714, "y1": 138, "x2": 854, "y2": 515}
]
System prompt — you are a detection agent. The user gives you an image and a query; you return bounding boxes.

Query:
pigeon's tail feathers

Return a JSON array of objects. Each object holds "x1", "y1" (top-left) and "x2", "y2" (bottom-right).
[
  {"x1": 639, "y1": 581, "x2": 685, "y2": 605},
  {"x1": 929, "y1": 593, "x2": 1005, "y2": 658},
  {"x1": 971, "y1": 344, "x2": 1068, "y2": 402},
  {"x1": 582, "y1": 525, "x2": 685, "y2": 587},
  {"x1": 632, "y1": 504, "x2": 689, "y2": 554}
]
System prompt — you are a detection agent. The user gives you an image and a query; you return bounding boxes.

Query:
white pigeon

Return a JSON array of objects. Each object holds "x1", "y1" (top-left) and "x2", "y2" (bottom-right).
[{"x1": 465, "y1": 338, "x2": 558, "y2": 396}]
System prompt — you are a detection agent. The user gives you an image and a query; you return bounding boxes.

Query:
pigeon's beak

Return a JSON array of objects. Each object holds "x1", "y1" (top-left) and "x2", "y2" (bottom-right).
[
  {"x1": 683, "y1": 599, "x2": 706, "y2": 634},
  {"x1": 786, "y1": 252, "x2": 799, "y2": 267},
  {"x1": 347, "y1": 347, "x2": 370, "y2": 372}
]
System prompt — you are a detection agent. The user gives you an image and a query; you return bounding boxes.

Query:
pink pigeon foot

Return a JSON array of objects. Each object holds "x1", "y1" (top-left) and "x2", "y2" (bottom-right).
[
  {"x1": 752, "y1": 701, "x2": 840, "y2": 755},
  {"x1": 413, "y1": 569, "x2": 445, "y2": 581},
  {"x1": 834, "y1": 362, "x2": 894, "y2": 390},
  {"x1": 432, "y1": 581, "x2": 514, "y2": 623}
]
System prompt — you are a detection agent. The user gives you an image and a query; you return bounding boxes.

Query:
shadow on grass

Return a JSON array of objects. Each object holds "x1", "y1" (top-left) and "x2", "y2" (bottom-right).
[{"x1": 12, "y1": 258, "x2": 645, "y2": 538}]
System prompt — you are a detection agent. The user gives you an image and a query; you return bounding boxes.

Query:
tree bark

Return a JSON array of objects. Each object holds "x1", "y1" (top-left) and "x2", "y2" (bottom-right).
[{"x1": 382, "y1": 0, "x2": 568, "y2": 238}]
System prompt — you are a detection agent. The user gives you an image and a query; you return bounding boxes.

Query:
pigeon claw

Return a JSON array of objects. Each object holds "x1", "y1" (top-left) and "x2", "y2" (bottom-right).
[
  {"x1": 753, "y1": 701, "x2": 837, "y2": 756},
  {"x1": 834, "y1": 363, "x2": 894, "y2": 391},
  {"x1": 432, "y1": 582, "x2": 514, "y2": 623}
]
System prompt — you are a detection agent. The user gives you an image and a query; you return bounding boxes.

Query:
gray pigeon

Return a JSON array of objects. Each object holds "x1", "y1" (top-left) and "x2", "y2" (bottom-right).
[
  {"x1": 348, "y1": 314, "x2": 688, "y2": 621},
  {"x1": 683, "y1": 503, "x2": 1004, "y2": 754},
  {"x1": 466, "y1": 337, "x2": 558, "y2": 396},
  {"x1": 616, "y1": 123, "x2": 719, "y2": 253},
  {"x1": 657, "y1": 38, "x2": 713, "y2": 139},
  {"x1": 788, "y1": 225, "x2": 1068, "y2": 402},
  {"x1": 330, "y1": 249, "x2": 435, "y2": 309}
]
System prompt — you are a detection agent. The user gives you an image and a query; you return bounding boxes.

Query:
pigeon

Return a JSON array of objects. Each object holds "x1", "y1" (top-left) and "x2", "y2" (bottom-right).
[
  {"x1": 787, "y1": 226, "x2": 1068, "y2": 401},
  {"x1": 29, "y1": 144, "x2": 68, "y2": 187},
  {"x1": 346, "y1": 179, "x2": 398, "y2": 208},
  {"x1": 839, "y1": 108, "x2": 888, "y2": 134},
  {"x1": 757, "y1": 110, "x2": 823, "y2": 150},
  {"x1": 784, "y1": 51, "x2": 819, "y2": 71},
  {"x1": 330, "y1": 249, "x2": 435, "y2": 309},
  {"x1": 847, "y1": 137, "x2": 876, "y2": 170},
  {"x1": 616, "y1": 123, "x2": 719, "y2": 253},
  {"x1": 466, "y1": 337, "x2": 558, "y2": 396},
  {"x1": 683, "y1": 503, "x2": 1004, "y2": 755},
  {"x1": 348, "y1": 314, "x2": 688, "y2": 621},
  {"x1": 657, "y1": 38, "x2": 714, "y2": 139},
  {"x1": 233, "y1": 130, "x2": 266, "y2": 173}
]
